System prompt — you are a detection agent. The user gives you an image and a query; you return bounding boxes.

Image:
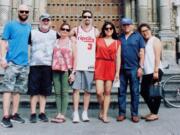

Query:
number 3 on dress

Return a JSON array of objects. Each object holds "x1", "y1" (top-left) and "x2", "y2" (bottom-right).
[{"x1": 87, "y1": 43, "x2": 92, "y2": 50}]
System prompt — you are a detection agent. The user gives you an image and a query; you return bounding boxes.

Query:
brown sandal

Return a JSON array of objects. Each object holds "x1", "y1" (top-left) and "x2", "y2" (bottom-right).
[
  {"x1": 102, "y1": 118, "x2": 110, "y2": 123},
  {"x1": 51, "y1": 117, "x2": 66, "y2": 123},
  {"x1": 145, "y1": 115, "x2": 159, "y2": 122}
]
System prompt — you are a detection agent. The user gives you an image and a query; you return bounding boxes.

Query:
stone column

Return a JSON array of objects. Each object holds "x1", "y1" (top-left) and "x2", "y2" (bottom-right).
[
  {"x1": 173, "y1": 0, "x2": 180, "y2": 38},
  {"x1": 147, "y1": 0, "x2": 153, "y2": 22},
  {"x1": 152, "y1": 0, "x2": 157, "y2": 22},
  {"x1": 0, "y1": 0, "x2": 11, "y2": 35},
  {"x1": 131, "y1": 0, "x2": 136, "y2": 22},
  {"x1": 12, "y1": 0, "x2": 18, "y2": 20},
  {"x1": 33, "y1": 0, "x2": 40, "y2": 22},
  {"x1": 159, "y1": 0, "x2": 177, "y2": 67},
  {"x1": 124, "y1": 0, "x2": 131, "y2": 18},
  {"x1": 173, "y1": 0, "x2": 180, "y2": 64},
  {"x1": 137, "y1": 0, "x2": 148, "y2": 23},
  {"x1": 39, "y1": 0, "x2": 47, "y2": 14}
]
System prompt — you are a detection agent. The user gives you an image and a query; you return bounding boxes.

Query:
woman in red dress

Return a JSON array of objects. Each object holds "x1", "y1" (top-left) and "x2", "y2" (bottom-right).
[{"x1": 95, "y1": 21, "x2": 121, "y2": 123}]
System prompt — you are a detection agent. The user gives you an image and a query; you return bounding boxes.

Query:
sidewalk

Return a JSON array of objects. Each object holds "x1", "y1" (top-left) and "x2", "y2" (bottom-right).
[{"x1": 0, "y1": 105, "x2": 180, "y2": 135}]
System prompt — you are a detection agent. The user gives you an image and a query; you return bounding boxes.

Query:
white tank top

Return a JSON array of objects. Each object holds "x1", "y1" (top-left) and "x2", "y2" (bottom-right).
[
  {"x1": 144, "y1": 36, "x2": 163, "y2": 74},
  {"x1": 76, "y1": 26, "x2": 96, "y2": 71}
]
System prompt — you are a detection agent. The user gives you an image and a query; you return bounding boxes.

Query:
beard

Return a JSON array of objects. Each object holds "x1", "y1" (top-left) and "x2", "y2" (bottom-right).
[
  {"x1": 41, "y1": 24, "x2": 50, "y2": 30},
  {"x1": 84, "y1": 20, "x2": 91, "y2": 26},
  {"x1": 18, "y1": 14, "x2": 28, "y2": 22}
]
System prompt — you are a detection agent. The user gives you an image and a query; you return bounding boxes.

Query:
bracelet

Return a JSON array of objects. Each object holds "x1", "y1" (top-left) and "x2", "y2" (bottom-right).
[
  {"x1": 71, "y1": 70, "x2": 76, "y2": 75},
  {"x1": 139, "y1": 65, "x2": 144, "y2": 69}
]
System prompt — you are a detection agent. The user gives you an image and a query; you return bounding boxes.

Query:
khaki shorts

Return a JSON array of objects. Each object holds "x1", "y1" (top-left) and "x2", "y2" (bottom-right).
[
  {"x1": 72, "y1": 71, "x2": 94, "y2": 92},
  {"x1": 0, "y1": 62, "x2": 29, "y2": 94}
]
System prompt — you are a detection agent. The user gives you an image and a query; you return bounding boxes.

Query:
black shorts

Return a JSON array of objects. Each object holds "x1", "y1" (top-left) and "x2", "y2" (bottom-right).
[{"x1": 27, "y1": 66, "x2": 52, "y2": 96}]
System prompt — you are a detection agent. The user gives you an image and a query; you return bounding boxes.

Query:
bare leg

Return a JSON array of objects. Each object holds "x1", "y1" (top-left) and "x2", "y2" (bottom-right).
[
  {"x1": 30, "y1": 95, "x2": 39, "y2": 114},
  {"x1": 3, "y1": 92, "x2": 11, "y2": 117},
  {"x1": 73, "y1": 90, "x2": 80, "y2": 112},
  {"x1": 96, "y1": 80, "x2": 104, "y2": 118},
  {"x1": 12, "y1": 93, "x2": 20, "y2": 115},
  {"x1": 39, "y1": 95, "x2": 46, "y2": 113},
  {"x1": 103, "y1": 80, "x2": 112, "y2": 122},
  {"x1": 83, "y1": 91, "x2": 90, "y2": 112}
]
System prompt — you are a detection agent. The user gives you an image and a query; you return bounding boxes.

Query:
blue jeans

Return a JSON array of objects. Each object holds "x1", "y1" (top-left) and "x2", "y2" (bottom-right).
[{"x1": 118, "y1": 68, "x2": 140, "y2": 116}]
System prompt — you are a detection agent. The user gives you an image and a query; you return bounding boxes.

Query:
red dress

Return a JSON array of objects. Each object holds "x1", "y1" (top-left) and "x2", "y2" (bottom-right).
[{"x1": 94, "y1": 38, "x2": 120, "y2": 80}]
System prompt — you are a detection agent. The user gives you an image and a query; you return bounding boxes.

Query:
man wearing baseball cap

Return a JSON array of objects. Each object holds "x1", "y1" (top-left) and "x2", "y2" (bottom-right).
[
  {"x1": 27, "y1": 13, "x2": 59, "y2": 123},
  {"x1": 117, "y1": 18, "x2": 145, "y2": 123}
]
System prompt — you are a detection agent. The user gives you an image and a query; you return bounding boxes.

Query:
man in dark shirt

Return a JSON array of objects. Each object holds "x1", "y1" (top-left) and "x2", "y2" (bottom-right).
[{"x1": 117, "y1": 18, "x2": 145, "y2": 123}]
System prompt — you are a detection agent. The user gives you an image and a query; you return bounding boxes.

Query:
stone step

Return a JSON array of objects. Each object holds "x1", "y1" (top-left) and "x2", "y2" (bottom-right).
[{"x1": 0, "y1": 69, "x2": 179, "y2": 107}]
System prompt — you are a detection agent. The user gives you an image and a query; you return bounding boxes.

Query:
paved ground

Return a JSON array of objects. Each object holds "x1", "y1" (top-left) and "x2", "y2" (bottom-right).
[{"x1": 0, "y1": 104, "x2": 180, "y2": 135}]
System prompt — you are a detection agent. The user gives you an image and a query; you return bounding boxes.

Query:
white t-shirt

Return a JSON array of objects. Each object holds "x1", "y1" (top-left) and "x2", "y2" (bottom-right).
[
  {"x1": 75, "y1": 26, "x2": 96, "y2": 71},
  {"x1": 144, "y1": 36, "x2": 163, "y2": 74},
  {"x1": 30, "y1": 29, "x2": 57, "y2": 66}
]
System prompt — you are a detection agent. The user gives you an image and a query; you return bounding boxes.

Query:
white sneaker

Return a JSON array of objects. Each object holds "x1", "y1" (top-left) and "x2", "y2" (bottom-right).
[
  {"x1": 82, "y1": 111, "x2": 90, "y2": 122},
  {"x1": 72, "y1": 112, "x2": 80, "y2": 123}
]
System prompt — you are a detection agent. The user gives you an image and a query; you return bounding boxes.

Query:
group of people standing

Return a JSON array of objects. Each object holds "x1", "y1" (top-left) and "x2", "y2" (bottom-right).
[{"x1": 0, "y1": 4, "x2": 163, "y2": 128}]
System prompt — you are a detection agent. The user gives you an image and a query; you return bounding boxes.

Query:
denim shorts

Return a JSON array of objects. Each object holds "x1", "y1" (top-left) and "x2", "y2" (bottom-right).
[
  {"x1": 0, "y1": 62, "x2": 29, "y2": 94},
  {"x1": 72, "y1": 71, "x2": 94, "y2": 92}
]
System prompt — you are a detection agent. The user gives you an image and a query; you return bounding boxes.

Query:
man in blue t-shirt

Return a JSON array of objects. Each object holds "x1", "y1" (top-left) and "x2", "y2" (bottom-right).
[
  {"x1": 0, "y1": 4, "x2": 31, "y2": 128},
  {"x1": 117, "y1": 18, "x2": 145, "y2": 123}
]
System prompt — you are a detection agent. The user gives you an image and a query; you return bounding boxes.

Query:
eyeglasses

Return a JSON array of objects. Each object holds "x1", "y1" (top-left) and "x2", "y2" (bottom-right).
[
  {"x1": 61, "y1": 28, "x2": 70, "y2": 32},
  {"x1": 19, "y1": 10, "x2": 29, "y2": 14},
  {"x1": 105, "y1": 27, "x2": 113, "y2": 31},
  {"x1": 82, "y1": 16, "x2": 92, "y2": 19},
  {"x1": 141, "y1": 29, "x2": 150, "y2": 33}
]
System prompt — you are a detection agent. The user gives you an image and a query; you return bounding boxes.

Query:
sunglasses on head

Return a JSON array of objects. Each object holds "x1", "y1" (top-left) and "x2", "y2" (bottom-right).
[
  {"x1": 82, "y1": 15, "x2": 92, "y2": 19},
  {"x1": 105, "y1": 27, "x2": 113, "y2": 31},
  {"x1": 61, "y1": 28, "x2": 70, "y2": 32},
  {"x1": 19, "y1": 10, "x2": 29, "y2": 14}
]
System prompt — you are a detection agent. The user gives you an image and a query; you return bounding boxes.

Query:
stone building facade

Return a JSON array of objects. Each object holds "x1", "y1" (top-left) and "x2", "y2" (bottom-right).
[{"x1": 0, "y1": 0, "x2": 180, "y2": 67}]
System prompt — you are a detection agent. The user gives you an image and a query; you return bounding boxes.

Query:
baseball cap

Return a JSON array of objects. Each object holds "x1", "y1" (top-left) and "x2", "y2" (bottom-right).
[
  {"x1": 39, "y1": 13, "x2": 51, "y2": 20},
  {"x1": 121, "y1": 18, "x2": 133, "y2": 25}
]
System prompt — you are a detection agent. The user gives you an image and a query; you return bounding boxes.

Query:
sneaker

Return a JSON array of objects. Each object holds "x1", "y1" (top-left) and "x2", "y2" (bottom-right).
[
  {"x1": 82, "y1": 111, "x2": 90, "y2": 122},
  {"x1": 30, "y1": 113, "x2": 37, "y2": 123},
  {"x1": 1, "y1": 117, "x2": 13, "y2": 128},
  {"x1": 10, "y1": 113, "x2": 25, "y2": 123},
  {"x1": 72, "y1": 112, "x2": 80, "y2": 123},
  {"x1": 38, "y1": 113, "x2": 48, "y2": 122}
]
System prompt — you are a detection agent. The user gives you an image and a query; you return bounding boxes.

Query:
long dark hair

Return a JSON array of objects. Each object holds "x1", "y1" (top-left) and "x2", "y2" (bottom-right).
[{"x1": 99, "y1": 21, "x2": 118, "y2": 40}]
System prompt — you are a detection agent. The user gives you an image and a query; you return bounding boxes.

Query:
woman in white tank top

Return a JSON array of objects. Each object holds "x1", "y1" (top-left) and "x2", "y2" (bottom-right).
[{"x1": 138, "y1": 23, "x2": 164, "y2": 121}]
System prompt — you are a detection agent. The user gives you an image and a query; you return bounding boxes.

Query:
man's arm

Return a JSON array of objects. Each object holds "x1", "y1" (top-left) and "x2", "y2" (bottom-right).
[
  {"x1": 137, "y1": 35, "x2": 145, "y2": 77},
  {"x1": 139, "y1": 48, "x2": 145, "y2": 68},
  {"x1": 95, "y1": 28, "x2": 100, "y2": 37},
  {"x1": 0, "y1": 40, "x2": 8, "y2": 68},
  {"x1": 70, "y1": 27, "x2": 77, "y2": 37}
]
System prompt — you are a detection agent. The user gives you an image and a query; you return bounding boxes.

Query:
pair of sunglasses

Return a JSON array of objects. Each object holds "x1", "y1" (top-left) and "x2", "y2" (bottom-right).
[
  {"x1": 19, "y1": 10, "x2": 29, "y2": 14},
  {"x1": 82, "y1": 16, "x2": 92, "y2": 19},
  {"x1": 61, "y1": 28, "x2": 70, "y2": 32},
  {"x1": 105, "y1": 27, "x2": 113, "y2": 31}
]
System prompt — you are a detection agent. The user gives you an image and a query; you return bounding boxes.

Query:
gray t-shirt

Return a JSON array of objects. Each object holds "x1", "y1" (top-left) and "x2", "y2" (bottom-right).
[{"x1": 29, "y1": 29, "x2": 57, "y2": 66}]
